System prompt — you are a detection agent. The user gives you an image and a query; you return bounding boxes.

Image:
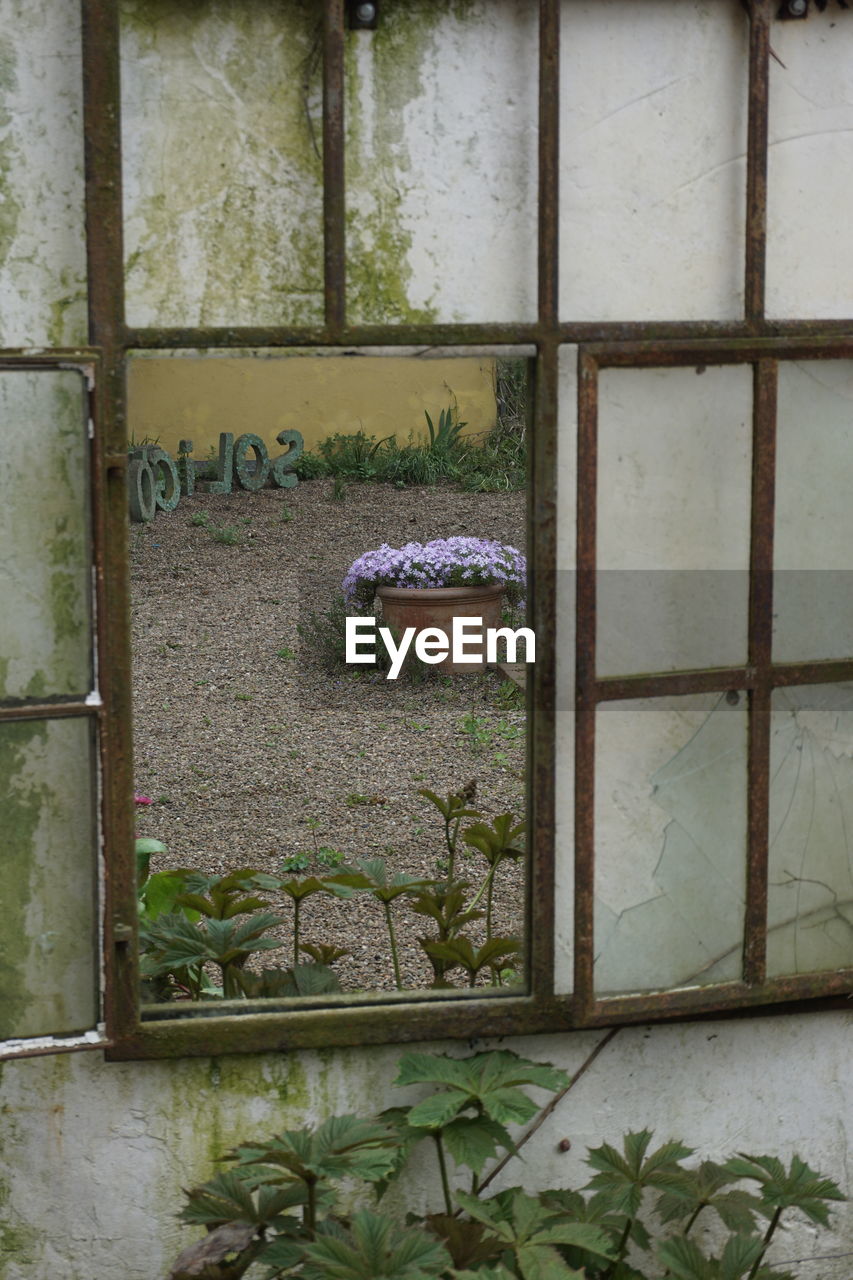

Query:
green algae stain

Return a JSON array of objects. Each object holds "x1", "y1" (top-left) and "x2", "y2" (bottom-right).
[
  {"x1": 0, "y1": 35, "x2": 21, "y2": 268},
  {"x1": 344, "y1": 0, "x2": 476, "y2": 323},
  {"x1": 121, "y1": 0, "x2": 325, "y2": 326},
  {"x1": 0, "y1": 721, "x2": 47, "y2": 1040}
]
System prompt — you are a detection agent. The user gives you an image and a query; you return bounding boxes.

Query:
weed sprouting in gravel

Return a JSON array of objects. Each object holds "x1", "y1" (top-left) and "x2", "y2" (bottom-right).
[{"x1": 210, "y1": 523, "x2": 243, "y2": 545}]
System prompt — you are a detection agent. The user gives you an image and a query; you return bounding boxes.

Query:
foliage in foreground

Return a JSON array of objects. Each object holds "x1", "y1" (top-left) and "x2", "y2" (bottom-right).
[
  {"x1": 136, "y1": 785, "x2": 524, "y2": 1002},
  {"x1": 167, "y1": 1045, "x2": 844, "y2": 1280}
]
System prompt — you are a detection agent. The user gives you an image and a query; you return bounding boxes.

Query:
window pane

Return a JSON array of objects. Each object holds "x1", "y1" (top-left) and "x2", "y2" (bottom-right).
[
  {"x1": 0, "y1": 370, "x2": 92, "y2": 701},
  {"x1": 345, "y1": 3, "x2": 538, "y2": 324},
  {"x1": 767, "y1": 685, "x2": 853, "y2": 979},
  {"x1": 121, "y1": 2, "x2": 323, "y2": 328},
  {"x1": 773, "y1": 360, "x2": 853, "y2": 664},
  {"x1": 597, "y1": 366, "x2": 752, "y2": 678},
  {"x1": 0, "y1": 716, "x2": 98, "y2": 1039},
  {"x1": 559, "y1": 0, "x2": 747, "y2": 322},
  {"x1": 0, "y1": 15, "x2": 87, "y2": 347},
  {"x1": 767, "y1": 19, "x2": 853, "y2": 320},
  {"x1": 595, "y1": 693, "x2": 747, "y2": 994}
]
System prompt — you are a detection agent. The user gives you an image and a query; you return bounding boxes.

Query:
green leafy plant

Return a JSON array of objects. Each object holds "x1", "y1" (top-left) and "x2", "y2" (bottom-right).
[
  {"x1": 168, "y1": 1045, "x2": 845, "y2": 1280},
  {"x1": 210, "y1": 523, "x2": 244, "y2": 545}
]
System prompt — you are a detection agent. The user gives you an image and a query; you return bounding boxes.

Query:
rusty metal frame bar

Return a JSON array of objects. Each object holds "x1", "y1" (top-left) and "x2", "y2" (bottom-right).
[
  {"x1": 60, "y1": 0, "x2": 851, "y2": 1059},
  {"x1": 745, "y1": 0, "x2": 771, "y2": 324}
]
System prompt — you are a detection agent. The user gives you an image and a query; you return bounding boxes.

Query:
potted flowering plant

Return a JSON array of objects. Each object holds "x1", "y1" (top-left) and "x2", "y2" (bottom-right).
[{"x1": 343, "y1": 537, "x2": 526, "y2": 673}]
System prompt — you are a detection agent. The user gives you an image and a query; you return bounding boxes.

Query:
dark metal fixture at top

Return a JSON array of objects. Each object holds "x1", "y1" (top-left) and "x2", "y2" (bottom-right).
[{"x1": 348, "y1": 0, "x2": 379, "y2": 29}]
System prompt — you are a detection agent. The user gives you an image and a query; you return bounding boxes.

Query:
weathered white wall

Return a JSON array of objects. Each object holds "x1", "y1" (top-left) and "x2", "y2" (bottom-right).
[
  {"x1": 1, "y1": 1017, "x2": 851, "y2": 1277},
  {"x1": 1, "y1": 2, "x2": 852, "y2": 1277}
]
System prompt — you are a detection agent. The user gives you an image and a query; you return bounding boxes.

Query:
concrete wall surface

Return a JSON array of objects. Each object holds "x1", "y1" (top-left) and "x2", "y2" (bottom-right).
[
  {"x1": 126, "y1": 354, "x2": 498, "y2": 458},
  {"x1": 0, "y1": 1016, "x2": 851, "y2": 1277}
]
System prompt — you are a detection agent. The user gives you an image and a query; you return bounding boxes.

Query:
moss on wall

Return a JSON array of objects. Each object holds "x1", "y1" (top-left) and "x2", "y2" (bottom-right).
[
  {"x1": 344, "y1": 0, "x2": 476, "y2": 322},
  {"x1": 121, "y1": 0, "x2": 326, "y2": 327},
  {"x1": 0, "y1": 722, "x2": 46, "y2": 1040}
]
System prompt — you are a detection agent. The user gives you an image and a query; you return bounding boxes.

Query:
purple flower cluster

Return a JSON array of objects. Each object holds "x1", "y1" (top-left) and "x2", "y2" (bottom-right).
[{"x1": 343, "y1": 536, "x2": 526, "y2": 609}]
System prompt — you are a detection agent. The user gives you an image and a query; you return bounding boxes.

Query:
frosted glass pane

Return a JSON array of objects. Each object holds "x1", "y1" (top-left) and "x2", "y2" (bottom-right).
[
  {"x1": 345, "y1": 3, "x2": 537, "y2": 324},
  {"x1": 0, "y1": 8, "x2": 87, "y2": 348},
  {"x1": 773, "y1": 361, "x2": 853, "y2": 663},
  {"x1": 597, "y1": 366, "x2": 752, "y2": 677},
  {"x1": 121, "y1": 2, "x2": 323, "y2": 328},
  {"x1": 0, "y1": 717, "x2": 98, "y2": 1038},
  {"x1": 767, "y1": 686, "x2": 853, "y2": 979},
  {"x1": 559, "y1": 0, "x2": 747, "y2": 321},
  {"x1": 0, "y1": 371, "x2": 92, "y2": 701},
  {"x1": 767, "y1": 18, "x2": 853, "y2": 320},
  {"x1": 595, "y1": 693, "x2": 747, "y2": 995}
]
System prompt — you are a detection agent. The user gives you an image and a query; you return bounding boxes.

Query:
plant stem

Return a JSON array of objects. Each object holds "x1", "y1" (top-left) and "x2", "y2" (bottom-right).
[
  {"x1": 384, "y1": 901, "x2": 403, "y2": 989},
  {"x1": 305, "y1": 1177, "x2": 317, "y2": 1238},
  {"x1": 433, "y1": 1133, "x2": 453, "y2": 1215},
  {"x1": 747, "y1": 1206, "x2": 783, "y2": 1280},
  {"x1": 486, "y1": 872, "x2": 495, "y2": 941},
  {"x1": 293, "y1": 899, "x2": 301, "y2": 966},
  {"x1": 468, "y1": 861, "x2": 498, "y2": 914}
]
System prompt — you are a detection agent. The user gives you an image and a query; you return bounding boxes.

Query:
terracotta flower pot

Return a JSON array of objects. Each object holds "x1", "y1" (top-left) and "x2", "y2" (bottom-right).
[{"x1": 377, "y1": 583, "x2": 505, "y2": 674}]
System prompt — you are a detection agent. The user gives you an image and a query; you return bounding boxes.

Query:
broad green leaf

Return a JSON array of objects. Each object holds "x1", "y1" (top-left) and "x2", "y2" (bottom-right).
[
  {"x1": 516, "y1": 1242, "x2": 586, "y2": 1280},
  {"x1": 442, "y1": 1115, "x2": 514, "y2": 1174},
  {"x1": 300, "y1": 1209, "x2": 451, "y2": 1279},
  {"x1": 229, "y1": 1114, "x2": 400, "y2": 1188},
  {"x1": 406, "y1": 1090, "x2": 468, "y2": 1130},
  {"x1": 657, "y1": 1236, "x2": 714, "y2": 1280},
  {"x1": 723, "y1": 1152, "x2": 844, "y2": 1226}
]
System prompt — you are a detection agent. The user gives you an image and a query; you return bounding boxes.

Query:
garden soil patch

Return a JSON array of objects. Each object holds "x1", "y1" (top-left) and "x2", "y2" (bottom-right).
[{"x1": 131, "y1": 478, "x2": 527, "y2": 993}]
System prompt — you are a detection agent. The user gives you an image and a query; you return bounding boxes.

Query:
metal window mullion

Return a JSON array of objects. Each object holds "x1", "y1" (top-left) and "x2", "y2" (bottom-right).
[
  {"x1": 82, "y1": 0, "x2": 138, "y2": 1040},
  {"x1": 538, "y1": 0, "x2": 560, "y2": 328},
  {"x1": 323, "y1": 0, "x2": 346, "y2": 337},
  {"x1": 573, "y1": 350, "x2": 598, "y2": 1022},
  {"x1": 745, "y1": 0, "x2": 771, "y2": 325},
  {"x1": 743, "y1": 358, "x2": 777, "y2": 985},
  {"x1": 528, "y1": 342, "x2": 558, "y2": 999}
]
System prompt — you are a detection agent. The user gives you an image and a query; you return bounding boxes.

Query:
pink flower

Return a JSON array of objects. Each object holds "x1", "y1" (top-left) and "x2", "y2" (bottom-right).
[{"x1": 134, "y1": 793, "x2": 153, "y2": 806}]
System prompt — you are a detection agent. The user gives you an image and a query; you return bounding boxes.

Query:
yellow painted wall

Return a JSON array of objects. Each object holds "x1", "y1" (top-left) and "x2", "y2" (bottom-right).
[{"x1": 127, "y1": 355, "x2": 497, "y2": 458}]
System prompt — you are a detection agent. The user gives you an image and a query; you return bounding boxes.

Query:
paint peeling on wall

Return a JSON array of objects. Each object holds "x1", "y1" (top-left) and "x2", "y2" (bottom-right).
[{"x1": 120, "y1": 0, "x2": 325, "y2": 328}]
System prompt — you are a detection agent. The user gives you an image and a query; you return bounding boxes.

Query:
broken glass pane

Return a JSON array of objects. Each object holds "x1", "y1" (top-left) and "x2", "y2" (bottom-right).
[
  {"x1": 597, "y1": 366, "x2": 752, "y2": 678},
  {"x1": 767, "y1": 684, "x2": 853, "y2": 979},
  {"x1": 0, "y1": 717, "x2": 98, "y2": 1039},
  {"x1": 594, "y1": 692, "x2": 747, "y2": 994},
  {"x1": 0, "y1": 370, "x2": 92, "y2": 702},
  {"x1": 773, "y1": 360, "x2": 853, "y2": 664}
]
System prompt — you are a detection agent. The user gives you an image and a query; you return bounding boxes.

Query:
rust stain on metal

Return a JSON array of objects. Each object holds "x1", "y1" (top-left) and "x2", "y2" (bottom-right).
[{"x1": 745, "y1": 0, "x2": 771, "y2": 323}]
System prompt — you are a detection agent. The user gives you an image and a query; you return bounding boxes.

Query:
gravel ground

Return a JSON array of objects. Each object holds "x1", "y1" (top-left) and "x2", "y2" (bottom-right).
[{"x1": 131, "y1": 477, "x2": 527, "y2": 993}]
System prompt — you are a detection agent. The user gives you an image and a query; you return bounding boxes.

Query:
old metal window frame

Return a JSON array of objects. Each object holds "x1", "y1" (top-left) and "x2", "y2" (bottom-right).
[{"x1": 4, "y1": 0, "x2": 848, "y2": 1060}]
